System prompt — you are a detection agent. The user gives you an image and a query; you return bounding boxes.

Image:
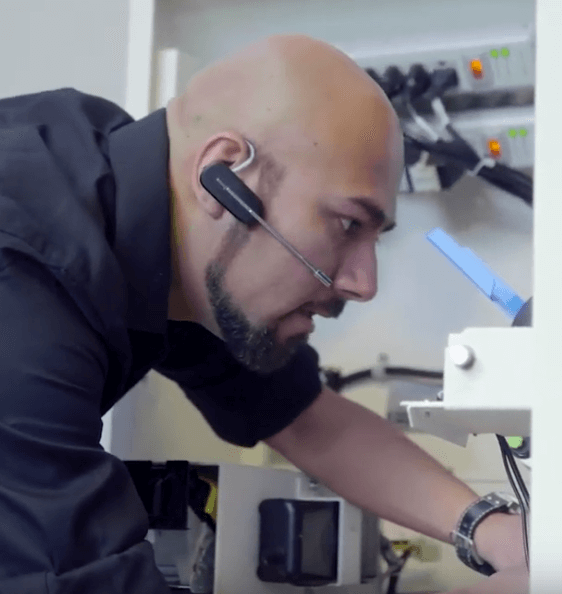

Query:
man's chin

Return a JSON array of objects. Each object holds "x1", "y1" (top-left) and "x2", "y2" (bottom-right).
[
  {"x1": 283, "y1": 332, "x2": 310, "y2": 349},
  {"x1": 226, "y1": 332, "x2": 309, "y2": 374}
]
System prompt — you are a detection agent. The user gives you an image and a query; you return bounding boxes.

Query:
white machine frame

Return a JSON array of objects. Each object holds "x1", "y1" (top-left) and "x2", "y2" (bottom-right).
[
  {"x1": 150, "y1": 463, "x2": 381, "y2": 594},
  {"x1": 404, "y1": 2, "x2": 562, "y2": 590}
]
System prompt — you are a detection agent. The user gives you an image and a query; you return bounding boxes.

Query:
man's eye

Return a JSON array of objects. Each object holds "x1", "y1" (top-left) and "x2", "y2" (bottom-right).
[{"x1": 340, "y1": 217, "x2": 362, "y2": 234}]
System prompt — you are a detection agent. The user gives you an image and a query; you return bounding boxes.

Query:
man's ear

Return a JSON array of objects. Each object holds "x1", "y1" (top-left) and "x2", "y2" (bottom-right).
[{"x1": 192, "y1": 132, "x2": 254, "y2": 219}]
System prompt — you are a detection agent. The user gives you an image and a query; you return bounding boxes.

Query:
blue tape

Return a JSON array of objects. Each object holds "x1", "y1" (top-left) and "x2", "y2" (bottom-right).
[{"x1": 426, "y1": 228, "x2": 525, "y2": 318}]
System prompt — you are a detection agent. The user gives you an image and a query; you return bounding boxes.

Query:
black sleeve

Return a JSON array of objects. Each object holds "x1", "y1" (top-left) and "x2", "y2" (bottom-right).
[
  {"x1": 0, "y1": 249, "x2": 169, "y2": 594},
  {"x1": 154, "y1": 322, "x2": 323, "y2": 448}
]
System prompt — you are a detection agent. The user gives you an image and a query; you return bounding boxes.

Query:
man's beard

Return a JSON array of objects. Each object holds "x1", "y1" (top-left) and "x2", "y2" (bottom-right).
[
  {"x1": 205, "y1": 260, "x2": 308, "y2": 373},
  {"x1": 204, "y1": 222, "x2": 345, "y2": 374}
]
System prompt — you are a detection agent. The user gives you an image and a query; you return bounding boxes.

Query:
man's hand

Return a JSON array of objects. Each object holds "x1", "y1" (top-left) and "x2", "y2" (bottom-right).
[
  {"x1": 443, "y1": 564, "x2": 529, "y2": 594},
  {"x1": 473, "y1": 511, "x2": 526, "y2": 572}
]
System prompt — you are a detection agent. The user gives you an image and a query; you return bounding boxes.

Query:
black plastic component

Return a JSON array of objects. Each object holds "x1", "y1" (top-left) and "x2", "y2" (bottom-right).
[
  {"x1": 124, "y1": 460, "x2": 189, "y2": 530},
  {"x1": 322, "y1": 368, "x2": 343, "y2": 391},
  {"x1": 381, "y1": 66, "x2": 406, "y2": 99},
  {"x1": 436, "y1": 162, "x2": 466, "y2": 190},
  {"x1": 257, "y1": 499, "x2": 339, "y2": 587},
  {"x1": 405, "y1": 64, "x2": 432, "y2": 101},
  {"x1": 200, "y1": 162, "x2": 264, "y2": 226},
  {"x1": 404, "y1": 133, "x2": 533, "y2": 206},
  {"x1": 365, "y1": 67, "x2": 382, "y2": 85},
  {"x1": 404, "y1": 138, "x2": 422, "y2": 166},
  {"x1": 426, "y1": 67, "x2": 459, "y2": 99}
]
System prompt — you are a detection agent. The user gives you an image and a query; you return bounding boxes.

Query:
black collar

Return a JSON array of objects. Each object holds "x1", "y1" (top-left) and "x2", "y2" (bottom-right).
[{"x1": 109, "y1": 108, "x2": 171, "y2": 334}]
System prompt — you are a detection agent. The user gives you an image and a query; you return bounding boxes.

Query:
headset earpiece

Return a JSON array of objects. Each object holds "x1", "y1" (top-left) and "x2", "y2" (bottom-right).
[{"x1": 200, "y1": 162, "x2": 264, "y2": 226}]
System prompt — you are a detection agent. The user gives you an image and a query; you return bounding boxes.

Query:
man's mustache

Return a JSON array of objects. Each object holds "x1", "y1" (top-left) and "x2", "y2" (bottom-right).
[{"x1": 325, "y1": 299, "x2": 346, "y2": 318}]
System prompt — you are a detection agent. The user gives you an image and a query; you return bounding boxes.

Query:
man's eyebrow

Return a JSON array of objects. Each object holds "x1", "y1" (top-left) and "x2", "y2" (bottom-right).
[{"x1": 349, "y1": 197, "x2": 396, "y2": 233}]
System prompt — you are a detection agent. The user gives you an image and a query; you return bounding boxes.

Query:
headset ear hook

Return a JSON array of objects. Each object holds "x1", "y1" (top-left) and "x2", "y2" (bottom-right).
[{"x1": 231, "y1": 141, "x2": 256, "y2": 173}]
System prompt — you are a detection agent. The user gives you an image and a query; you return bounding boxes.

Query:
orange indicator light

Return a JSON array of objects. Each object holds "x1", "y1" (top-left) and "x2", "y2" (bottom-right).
[
  {"x1": 470, "y1": 59, "x2": 484, "y2": 79},
  {"x1": 488, "y1": 139, "x2": 502, "y2": 158}
]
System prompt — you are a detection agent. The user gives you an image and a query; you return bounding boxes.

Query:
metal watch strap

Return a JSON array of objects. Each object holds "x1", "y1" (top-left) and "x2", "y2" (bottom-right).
[{"x1": 451, "y1": 492, "x2": 520, "y2": 576}]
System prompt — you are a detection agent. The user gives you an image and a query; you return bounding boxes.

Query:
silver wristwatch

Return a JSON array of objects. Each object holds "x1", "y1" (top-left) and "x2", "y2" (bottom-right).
[{"x1": 451, "y1": 492, "x2": 520, "y2": 576}]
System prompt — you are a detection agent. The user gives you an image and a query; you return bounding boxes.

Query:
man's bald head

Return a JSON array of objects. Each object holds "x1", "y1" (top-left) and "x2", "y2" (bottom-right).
[{"x1": 167, "y1": 35, "x2": 402, "y2": 207}]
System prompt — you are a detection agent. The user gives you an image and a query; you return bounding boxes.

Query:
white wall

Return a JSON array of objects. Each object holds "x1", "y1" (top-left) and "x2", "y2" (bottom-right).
[
  {"x1": 155, "y1": 0, "x2": 534, "y2": 70},
  {"x1": 0, "y1": 0, "x2": 129, "y2": 105}
]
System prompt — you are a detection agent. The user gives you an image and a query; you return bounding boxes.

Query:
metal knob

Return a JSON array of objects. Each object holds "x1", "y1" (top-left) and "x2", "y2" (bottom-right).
[{"x1": 449, "y1": 345, "x2": 475, "y2": 369}]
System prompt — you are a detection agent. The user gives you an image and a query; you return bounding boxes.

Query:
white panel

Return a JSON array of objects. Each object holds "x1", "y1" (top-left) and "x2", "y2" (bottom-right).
[
  {"x1": 443, "y1": 328, "x2": 532, "y2": 410},
  {"x1": 403, "y1": 328, "x2": 532, "y2": 443},
  {"x1": 214, "y1": 464, "x2": 302, "y2": 594},
  {"x1": 0, "y1": 0, "x2": 129, "y2": 103},
  {"x1": 125, "y1": 0, "x2": 156, "y2": 119},
  {"x1": 214, "y1": 464, "x2": 370, "y2": 593},
  {"x1": 447, "y1": 106, "x2": 535, "y2": 169},
  {"x1": 154, "y1": 0, "x2": 535, "y2": 69},
  {"x1": 154, "y1": 48, "x2": 201, "y2": 109},
  {"x1": 349, "y1": 26, "x2": 535, "y2": 93},
  {"x1": 531, "y1": 0, "x2": 562, "y2": 592}
]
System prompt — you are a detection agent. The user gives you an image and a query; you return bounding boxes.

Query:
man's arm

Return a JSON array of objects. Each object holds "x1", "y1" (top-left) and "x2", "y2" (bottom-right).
[{"x1": 265, "y1": 385, "x2": 526, "y2": 575}]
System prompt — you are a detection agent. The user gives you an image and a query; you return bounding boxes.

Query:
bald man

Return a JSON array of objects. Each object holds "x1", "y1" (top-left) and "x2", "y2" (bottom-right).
[{"x1": 0, "y1": 35, "x2": 526, "y2": 593}]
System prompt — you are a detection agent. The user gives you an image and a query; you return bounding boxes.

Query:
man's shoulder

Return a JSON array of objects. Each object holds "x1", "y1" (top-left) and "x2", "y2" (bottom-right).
[
  {"x1": 0, "y1": 88, "x2": 133, "y2": 132},
  {"x1": 0, "y1": 88, "x2": 132, "y2": 346}
]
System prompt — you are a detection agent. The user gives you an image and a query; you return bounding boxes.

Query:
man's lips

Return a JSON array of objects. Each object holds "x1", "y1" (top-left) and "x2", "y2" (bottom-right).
[
  {"x1": 278, "y1": 311, "x2": 314, "y2": 340},
  {"x1": 274, "y1": 300, "x2": 346, "y2": 339}
]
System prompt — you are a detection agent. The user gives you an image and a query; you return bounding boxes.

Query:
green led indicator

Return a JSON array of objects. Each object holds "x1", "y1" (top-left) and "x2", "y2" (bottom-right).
[
  {"x1": 520, "y1": 128, "x2": 528, "y2": 137},
  {"x1": 501, "y1": 47, "x2": 510, "y2": 57},
  {"x1": 490, "y1": 49, "x2": 499, "y2": 58},
  {"x1": 508, "y1": 129, "x2": 517, "y2": 138},
  {"x1": 506, "y1": 436, "x2": 524, "y2": 449}
]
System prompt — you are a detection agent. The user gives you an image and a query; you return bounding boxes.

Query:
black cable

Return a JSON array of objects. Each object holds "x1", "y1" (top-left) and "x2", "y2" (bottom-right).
[
  {"x1": 380, "y1": 538, "x2": 413, "y2": 594},
  {"x1": 385, "y1": 366, "x2": 443, "y2": 380},
  {"x1": 404, "y1": 132, "x2": 533, "y2": 205},
  {"x1": 397, "y1": 65, "x2": 533, "y2": 205},
  {"x1": 496, "y1": 435, "x2": 530, "y2": 570},
  {"x1": 499, "y1": 446, "x2": 530, "y2": 568},
  {"x1": 405, "y1": 133, "x2": 533, "y2": 204},
  {"x1": 339, "y1": 369, "x2": 374, "y2": 386},
  {"x1": 497, "y1": 436, "x2": 529, "y2": 505},
  {"x1": 386, "y1": 549, "x2": 412, "y2": 594},
  {"x1": 404, "y1": 164, "x2": 414, "y2": 193},
  {"x1": 330, "y1": 366, "x2": 444, "y2": 391},
  {"x1": 446, "y1": 124, "x2": 534, "y2": 203}
]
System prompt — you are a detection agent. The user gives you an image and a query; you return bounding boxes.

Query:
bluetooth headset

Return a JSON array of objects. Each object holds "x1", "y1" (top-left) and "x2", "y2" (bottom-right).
[{"x1": 199, "y1": 140, "x2": 333, "y2": 287}]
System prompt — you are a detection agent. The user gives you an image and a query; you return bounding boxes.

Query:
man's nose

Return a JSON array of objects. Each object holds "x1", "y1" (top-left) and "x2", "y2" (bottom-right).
[{"x1": 331, "y1": 243, "x2": 378, "y2": 303}]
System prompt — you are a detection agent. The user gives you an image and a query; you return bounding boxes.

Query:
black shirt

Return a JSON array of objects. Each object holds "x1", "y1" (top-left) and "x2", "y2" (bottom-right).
[{"x1": 0, "y1": 88, "x2": 322, "y2": 593}]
